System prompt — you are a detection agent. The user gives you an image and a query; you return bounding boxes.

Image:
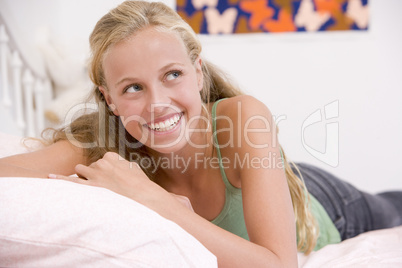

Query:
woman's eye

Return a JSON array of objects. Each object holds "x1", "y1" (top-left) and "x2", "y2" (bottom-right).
[
  {"x1": 125, "y1": 84, "x2": 142, "y2": 93},
  {"x1": 166, "y1": 71, "x2": 182, "y2": 81}
]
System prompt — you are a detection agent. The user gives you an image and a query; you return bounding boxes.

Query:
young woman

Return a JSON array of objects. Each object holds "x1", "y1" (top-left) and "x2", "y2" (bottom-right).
[{"x1": 1, "y1": 1, "x2": 401, "y2": 267}]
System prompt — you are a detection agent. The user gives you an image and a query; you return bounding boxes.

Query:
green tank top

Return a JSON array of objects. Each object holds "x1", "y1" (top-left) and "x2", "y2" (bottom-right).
[{"x1": 210, "y1": 98, "x2": 341, "y2": 251}]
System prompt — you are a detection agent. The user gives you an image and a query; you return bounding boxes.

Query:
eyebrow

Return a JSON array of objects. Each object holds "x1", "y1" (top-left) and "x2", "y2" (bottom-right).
[{"x1": 114, "y1": 62, "x2": 186, "y2": 87}]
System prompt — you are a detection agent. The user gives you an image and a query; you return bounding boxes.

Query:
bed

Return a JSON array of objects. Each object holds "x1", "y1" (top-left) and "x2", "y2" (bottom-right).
[{"x1": 1, "y1": 131, "x2": 402, "y2": 267}]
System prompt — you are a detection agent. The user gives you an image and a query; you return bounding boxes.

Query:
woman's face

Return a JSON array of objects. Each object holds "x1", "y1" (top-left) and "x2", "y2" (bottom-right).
[{"x1": 100, "y1": 27, "x2": 204, "y2": 153}]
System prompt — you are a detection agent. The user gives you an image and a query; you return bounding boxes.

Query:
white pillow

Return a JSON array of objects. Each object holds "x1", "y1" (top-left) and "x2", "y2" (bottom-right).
[{"x1": 0, "y1": 177, "x2": 217, "y2": 267}]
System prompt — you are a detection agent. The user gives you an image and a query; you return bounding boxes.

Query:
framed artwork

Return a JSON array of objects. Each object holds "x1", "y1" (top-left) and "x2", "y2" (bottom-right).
[{"x1": 176, "y1": 0, "x2": 369, "y2": 34}]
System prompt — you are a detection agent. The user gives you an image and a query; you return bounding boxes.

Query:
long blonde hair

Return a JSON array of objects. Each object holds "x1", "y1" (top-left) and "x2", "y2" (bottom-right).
[{"x1": 52, "y1": 0, "x2": 318, "y2": 253}]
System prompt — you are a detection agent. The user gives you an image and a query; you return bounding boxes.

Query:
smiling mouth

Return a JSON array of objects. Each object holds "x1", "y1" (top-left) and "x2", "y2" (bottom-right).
[{"x1": 144, "y1": 112, "x2": 183, "y2": 132}]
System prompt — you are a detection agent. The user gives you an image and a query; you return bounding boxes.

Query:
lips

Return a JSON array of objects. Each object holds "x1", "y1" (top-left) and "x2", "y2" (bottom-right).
[{"x1": 144, "y1": 112, "x2": 183, "y2": 132}]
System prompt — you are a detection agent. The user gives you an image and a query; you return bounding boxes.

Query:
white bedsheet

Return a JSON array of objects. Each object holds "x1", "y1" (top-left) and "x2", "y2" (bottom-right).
[{"x1": 298, "y1": 226, "x2": 402, "y2": 267}]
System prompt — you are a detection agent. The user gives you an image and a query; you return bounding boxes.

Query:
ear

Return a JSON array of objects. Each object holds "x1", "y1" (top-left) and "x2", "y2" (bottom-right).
[
  {"x1": 99, "y1": 86, "x2": 119, "y2": 116},
  {"x1": 195, "y1": 57, "x2": 203, "y2": 92}
]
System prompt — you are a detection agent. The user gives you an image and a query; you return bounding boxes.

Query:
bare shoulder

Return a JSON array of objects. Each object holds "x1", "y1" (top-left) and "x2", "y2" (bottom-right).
[
  {"x1": 215, "y1": 95, "x2": 272, "y2": 119},
  {"x1": 213, "y1": 95, "x2": 276, "y2": 187}
]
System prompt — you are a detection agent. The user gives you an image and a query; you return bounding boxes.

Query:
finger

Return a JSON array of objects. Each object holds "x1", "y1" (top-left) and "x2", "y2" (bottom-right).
[
  {"x1": 103, "y1": 151, "x2": 122, "y2": 160},
  {"x1": 75, "y1": 164, "x2": 96, "y2": 180}
]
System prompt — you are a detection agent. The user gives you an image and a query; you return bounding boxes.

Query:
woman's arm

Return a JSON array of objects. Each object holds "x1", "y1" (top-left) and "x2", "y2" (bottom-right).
[
  {"x1": 217, "y1": 95, "x2": 298, "y2": 265},
  {"x1": 0, "y1": 140, "x2": 87, "y2": 178}
]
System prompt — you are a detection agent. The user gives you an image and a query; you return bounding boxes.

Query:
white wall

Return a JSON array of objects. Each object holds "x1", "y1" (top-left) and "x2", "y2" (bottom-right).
[
  {"x1": 200, "y1": 0, "x2": 402, "y2": 194},
  {"x1": 1, "y1": 0, "x2": 401, "y2": 193}
]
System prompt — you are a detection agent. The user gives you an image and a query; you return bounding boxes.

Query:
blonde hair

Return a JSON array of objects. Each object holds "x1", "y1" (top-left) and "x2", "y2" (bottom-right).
[{"x1": 51, "y1": 0, "x2": 318, "y2": 253}]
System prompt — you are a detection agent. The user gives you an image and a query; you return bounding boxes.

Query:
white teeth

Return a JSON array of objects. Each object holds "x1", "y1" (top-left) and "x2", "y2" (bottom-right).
[{"x1": 147, "y1": 113, "x2": 182, "y2": 132}]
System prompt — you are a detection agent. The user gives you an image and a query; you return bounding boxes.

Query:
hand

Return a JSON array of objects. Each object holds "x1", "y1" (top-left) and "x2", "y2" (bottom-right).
[{"x1": 48, "y1": 152, "x2": 173, "y2": 211}]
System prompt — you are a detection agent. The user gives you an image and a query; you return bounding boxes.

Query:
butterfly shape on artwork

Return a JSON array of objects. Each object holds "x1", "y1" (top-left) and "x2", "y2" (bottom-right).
[
  {"x1": 239, "y1": 0, "x2": 275, "y2": 30},
  {"x1": 346, "y1": 0, "x2": 369, "y2": 29},
  {"x1": 294, "y1": 0, "x2": 331, "y2": 31},
  {"x1": 205, "y1": 7, "x2": 238, "y2": 34}
]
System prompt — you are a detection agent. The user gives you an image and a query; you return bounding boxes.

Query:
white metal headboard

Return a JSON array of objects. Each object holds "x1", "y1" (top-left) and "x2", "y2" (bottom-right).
[{"x1": 0, "y1": 15, "x2": 52, "y2": 138}]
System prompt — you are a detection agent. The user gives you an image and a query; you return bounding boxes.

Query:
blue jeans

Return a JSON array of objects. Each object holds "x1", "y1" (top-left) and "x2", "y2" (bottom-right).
[{"x1": 293, "y1": 163, "x2": 402, "y2": 240}]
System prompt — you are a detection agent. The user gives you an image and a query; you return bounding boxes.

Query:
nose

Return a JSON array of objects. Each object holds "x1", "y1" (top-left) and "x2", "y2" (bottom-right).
[{"x1": 145, "y1": 83, "x2": 172, "y2": 114}]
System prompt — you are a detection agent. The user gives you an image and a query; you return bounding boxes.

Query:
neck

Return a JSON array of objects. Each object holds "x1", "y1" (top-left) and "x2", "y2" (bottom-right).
[{"x1": 151, "y1": 130, "x2": 216, "y2": 189}]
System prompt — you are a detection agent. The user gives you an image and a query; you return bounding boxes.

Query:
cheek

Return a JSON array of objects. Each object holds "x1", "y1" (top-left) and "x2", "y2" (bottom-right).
[
  {"x1": 113, "y1": 101, "x2": 146, "y2": 128},
  {"x1": 180, "y1": 73, "x2": 202, "y2": 97},
  {"x1": 180, "y1": 86, "x2": 202, "y2": 118},
  {"x1": 118, "y1": 108, "x2": 149, "y2": 143},
  {"x1": 178, "y1": 85, "x2": 201, "y2": 109}
]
